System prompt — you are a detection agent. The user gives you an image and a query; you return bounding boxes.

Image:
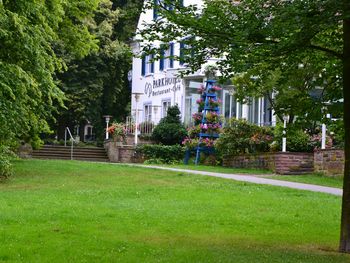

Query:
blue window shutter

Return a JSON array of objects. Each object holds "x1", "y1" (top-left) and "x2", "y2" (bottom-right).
[
  {"x1": 179, "y1": 42, "x2": 185, "y2": 65},
  {"x1": 168, "y1": 0, "x2": 174, "y2": 11},
  {"x1": 141, "y1": 56, "x2": 146, "y2": 76},
  {"x1": 179, "y1": 0, "x2": 184, "y2": 7},
  {"x1": 151, "y1": 54, "x2": 154, "y2": 73},
  {"x1": 159, "y1": 49, "x2": 164, "y2": 70},
  {"x1": 153, "y1": 0, "x2": 158, "y2": 20},
  {"x1": 169, "y1": 43, "x2": 174, "y2": 68}
]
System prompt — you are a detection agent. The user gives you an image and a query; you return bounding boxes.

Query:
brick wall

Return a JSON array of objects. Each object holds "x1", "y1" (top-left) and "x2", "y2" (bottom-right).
[
  {"x1": 222, "y1": 153, "x2": 275, "y2": 170},
  {"x1": 274, "y1": 152, "x2": 314, "y2": 175},
  {"x1": 314, "y1": 149, "x2": 344, "y2": 175},
  {"x1": 124, "y1": 135, "x2": 154, "y2": 146},
  {"x1": 223, "y1": 152, "x2": 314, "y2": 175}
]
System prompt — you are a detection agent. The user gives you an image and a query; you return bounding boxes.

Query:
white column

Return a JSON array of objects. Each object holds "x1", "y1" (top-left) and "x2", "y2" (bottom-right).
[
  {"x1": 105, "y1": 119, "x2": 110, "y2": 140},
  {"x1": 282, "y1": 115, "x2": 288, "y2": 152},
  {"x1": 134, "y1": 101, "x2": 138, "y2": 145},
  {"x1": 242, "y1": 104, "x2": 249, "y2": 120}
]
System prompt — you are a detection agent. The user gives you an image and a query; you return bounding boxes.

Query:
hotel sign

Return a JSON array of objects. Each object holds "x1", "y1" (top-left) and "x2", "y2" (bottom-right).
[{"x1": 144, "y1": 77, "x2": 181, "y2": 97}]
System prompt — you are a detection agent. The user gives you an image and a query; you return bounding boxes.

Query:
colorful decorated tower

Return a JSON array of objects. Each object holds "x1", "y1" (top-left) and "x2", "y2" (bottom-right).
[{"x1": 183, "y1": 80, "x2": 222, "y2": 164}]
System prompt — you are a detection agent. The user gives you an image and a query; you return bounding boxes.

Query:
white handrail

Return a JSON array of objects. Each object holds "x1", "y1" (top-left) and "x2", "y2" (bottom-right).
[{"x1": 64, "y1": 127, "x2": 76, "y2": 160}]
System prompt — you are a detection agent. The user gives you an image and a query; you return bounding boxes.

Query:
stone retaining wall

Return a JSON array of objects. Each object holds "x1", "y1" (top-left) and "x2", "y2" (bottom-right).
[
  {"x1": 223, "y1": 152, "x2": 314, "y2": 175},
  {"x1": 274, "y1": 152, "x2": 314, "y2": 175},
  {"x1": 314, "y1": 149, "x2": 344, "y2": 175},
  {"x1": 104, "y1": 140, "x2": 143, "y2": 163}
]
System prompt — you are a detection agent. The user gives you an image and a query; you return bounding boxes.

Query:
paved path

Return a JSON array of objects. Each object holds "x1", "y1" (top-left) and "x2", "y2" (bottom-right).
[{"x1": 125, "y1": 164, "x2": 343, "y2": 196}]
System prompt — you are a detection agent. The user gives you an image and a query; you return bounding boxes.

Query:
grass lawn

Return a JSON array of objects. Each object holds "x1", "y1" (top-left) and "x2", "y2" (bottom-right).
[
  {"x1": 152, "y1": 164, "x2": 344, "y2": 189},
  {"x1": 149, "y1": 163, "x2": 272, "y2": 175},
  {"x1": 266, "y1": 174, "x2": 344, "y2": 189},
  {"x1": 0, "y1": 159, "x2": 349, "y2": 262}
]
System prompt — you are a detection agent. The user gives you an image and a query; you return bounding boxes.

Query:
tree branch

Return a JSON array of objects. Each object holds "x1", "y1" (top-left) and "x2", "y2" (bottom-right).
[{"x1": 309, "y1": 44, "x2": 343, "y2": 60}]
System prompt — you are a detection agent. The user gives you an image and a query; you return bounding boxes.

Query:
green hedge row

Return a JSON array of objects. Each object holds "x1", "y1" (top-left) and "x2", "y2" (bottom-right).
[{"x1": 136, "y1": 144, "x2": 185, "y2": 164}]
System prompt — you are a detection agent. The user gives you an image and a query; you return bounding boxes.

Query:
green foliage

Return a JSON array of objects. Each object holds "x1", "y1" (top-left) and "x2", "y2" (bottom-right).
[
  {"x1": 0, "y1": 145, "x2": 16, "y2": 179},
  {"x1": 140, "y1": 0, "x2": 344, "y2": 125},
  {"x1": 0, "y1": 0, "x2": 99, "y2": 147},
  {"x1": 151, "y1": 106, "x2": 187, "y2": 145},
  {"x1": 136, "y1": 144, "x2": 185, "y2": 164},
  {"x1": 328, "y1": 119, "x2": 345, "y2": 148},
  {"x1": 56, "y1": 0, "x2": 133, "y2": 140},
  {"x1": 215, "y1": 118, "x2": 273, "y2": 158},
  {"x1": 272, "y1": 124, "x2": 314, "y2": 153}
]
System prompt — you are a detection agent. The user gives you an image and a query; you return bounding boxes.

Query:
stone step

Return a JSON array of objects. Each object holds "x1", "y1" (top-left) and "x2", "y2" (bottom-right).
[{"x1": 32, "y1": 145, "x2": 109, "y2": 162}]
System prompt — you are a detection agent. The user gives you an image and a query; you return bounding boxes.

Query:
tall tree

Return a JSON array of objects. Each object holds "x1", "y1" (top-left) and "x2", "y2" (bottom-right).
[
  {"x1": 139, "y1": 0, "x2": 350, "y2": 252},
  {"x1": 56, "y1": 0, "x2": 143, "y2": 141},
  {"x1": 0, "y1": 0, "x2": 99, "y2": 148}
]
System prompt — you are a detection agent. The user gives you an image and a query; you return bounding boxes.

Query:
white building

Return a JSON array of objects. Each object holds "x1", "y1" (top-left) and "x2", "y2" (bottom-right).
[{"x1": 131, "y1": 0, "x2": 276, "y2": 127}]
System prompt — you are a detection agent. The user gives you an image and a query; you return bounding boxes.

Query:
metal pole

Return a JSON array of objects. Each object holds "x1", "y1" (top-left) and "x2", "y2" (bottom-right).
[
  {"x1": 64, "y1": 128, "x2": 67, "y2": 147},
  {"x1": 71, "y1": 139, "x2": 73, "y2": 160}
]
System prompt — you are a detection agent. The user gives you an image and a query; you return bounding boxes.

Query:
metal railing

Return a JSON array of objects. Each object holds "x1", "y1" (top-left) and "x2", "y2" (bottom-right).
[
  {"x1": 64, "y1": 127, "x2": 76, "y2": 160},
  {"x1": 125, "y1": 116, "x2": 156, "y2": 135}
]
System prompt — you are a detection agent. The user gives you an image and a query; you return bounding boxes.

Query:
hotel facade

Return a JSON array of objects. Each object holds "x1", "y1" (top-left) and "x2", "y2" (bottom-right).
[{"x1": 130, "y1": 0, "x2": 276, "y2": 127}]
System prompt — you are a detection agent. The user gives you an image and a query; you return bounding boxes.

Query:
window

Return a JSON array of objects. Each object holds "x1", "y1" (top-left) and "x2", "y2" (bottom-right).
[
  {"x1": 179, "y1": 37, "x2": 194, "y2": 66},
  {"x1": 263, "y1": 94, "x2": 272, "y2": 126},
  {"x1": 144, "y1": 104, "x2": 152, "y2": 122},
  {"x1": 160, "y1": 43, "x2": 174, "y2": 70},
  {"x1": 141, "y1": 54, "x2": 154, "y2": 76},
  {"x1": 248, "y1": 98, "x2": 260, "y2": 124},
  {"x1": 154, "y1": 0, "x2": 183, "y2": 20},
  {"x1": 162, "y1": 99, "x2": 172, "y2": 117}
]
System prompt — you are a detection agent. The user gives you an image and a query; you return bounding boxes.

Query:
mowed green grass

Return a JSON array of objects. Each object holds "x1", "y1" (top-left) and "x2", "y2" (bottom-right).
[
  {"x1": 267, "y1": 174, "x2": 344, "y2": 189},
  {"x1": 157, "y1": 164, "x2": 343, "y2": 188},
  {"x1": 0, "y1": 160, "x2": 348, "y2": 262},
  {"x1": 151, "y1": 163, "x2": 272, "y2": 175}
]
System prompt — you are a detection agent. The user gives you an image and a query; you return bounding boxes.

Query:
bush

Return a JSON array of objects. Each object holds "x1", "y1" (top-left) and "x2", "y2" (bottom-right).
[
  {"x1": 0, "y1": 145, "x2": 15, "y2": 179},
  {"x1": 215, "y1": 118, "x2": 273, "y2": 158},
  {"x1": 151, "y1": 105, "x2": 187, "y2": 145},
  {"x1": 328, "y1": 119, "x2": 344, "y2": 148},
  {"x1": 136, "y1": 144, "x2": 185, "y2": 164},
  {"x1": 272, "y1": 124, "x2": 314, "y2": 152}
]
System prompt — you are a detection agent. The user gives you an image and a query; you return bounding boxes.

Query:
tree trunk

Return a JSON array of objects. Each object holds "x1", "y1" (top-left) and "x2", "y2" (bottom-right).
[{"x1": 339, "y1": 16, "x2": 350, "y2": 253}]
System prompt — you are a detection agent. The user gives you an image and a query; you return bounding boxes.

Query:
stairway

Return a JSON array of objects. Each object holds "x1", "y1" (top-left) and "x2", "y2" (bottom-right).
[{"x1": 32, "y1": 145, "x2": 109, "y2": 162}]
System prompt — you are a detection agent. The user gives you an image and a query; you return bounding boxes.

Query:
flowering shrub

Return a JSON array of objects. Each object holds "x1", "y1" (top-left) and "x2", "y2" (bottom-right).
[
  {"x1": 192, "y1": 112, "x2": 203, "y2": 125},
  {"x1": 250, "y1": 127, "x2": 274, "y2": 152},
  {"x1": 215, "y1": 118, "x2": 273, "y2": 157},
  {"x1": 208, "y1": 85, "x2": 222, "y2": 92},
  {"x1": 208, "y1": 98, "x2": 221, "y2": 108},
  {"x1": 107, "y1": 122, "x2": 127, "y2": 141},
  {"x1": 200, "y1": 123, "x2": 221, "y2": 134},
  {"x1": 182, "y1": 137, "x2": 215, "y2": 148},
  {"x1": 200, "y1": 138, "x2": 215, "y2": 147},
  {"x1": 197, "y1": 85, "x2": 205, "y2": 94},
  {"x1": 196, "y1": 98, "x2": 204, "y2": 106},
  {"x1": 205, "y1": 111, "x2": 220, "y2": 123},
  {"x1": 187, "y1": 125, "x2": 200, "y2": 138}
]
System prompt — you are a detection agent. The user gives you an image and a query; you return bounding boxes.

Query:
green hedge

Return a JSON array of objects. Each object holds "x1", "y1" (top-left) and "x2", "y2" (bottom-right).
[{"x1": 136, "y1": 144, "x2": 185, "y2": 164}]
